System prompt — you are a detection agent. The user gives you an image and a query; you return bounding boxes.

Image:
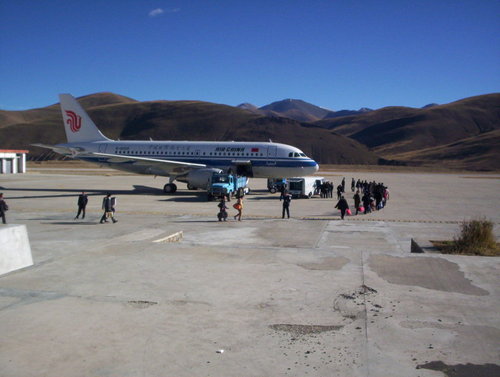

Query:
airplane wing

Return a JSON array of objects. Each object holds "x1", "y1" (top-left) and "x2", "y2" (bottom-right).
[
  {"x1": 31, "y1": 143, "x2": 82, "y2": 156},
  {"x1": 92, "y1": 152, "x2": 206, "y2": 175}
]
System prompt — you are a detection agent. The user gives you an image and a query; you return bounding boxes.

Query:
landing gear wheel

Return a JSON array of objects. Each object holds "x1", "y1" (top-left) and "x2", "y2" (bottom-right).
[{"x1": 163, "y1": 183, "x2": 177, "y2": 194}]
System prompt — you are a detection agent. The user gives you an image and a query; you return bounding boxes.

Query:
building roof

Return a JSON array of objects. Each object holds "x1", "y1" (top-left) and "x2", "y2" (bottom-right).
[{"x1": 0, "y1": 149, "x2": 29, "y2": 153}]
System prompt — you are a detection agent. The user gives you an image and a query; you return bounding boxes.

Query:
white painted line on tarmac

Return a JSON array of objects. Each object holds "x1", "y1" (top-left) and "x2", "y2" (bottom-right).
[{"x1": 153, "y1": 231, "x2": 183, "y2": 243}]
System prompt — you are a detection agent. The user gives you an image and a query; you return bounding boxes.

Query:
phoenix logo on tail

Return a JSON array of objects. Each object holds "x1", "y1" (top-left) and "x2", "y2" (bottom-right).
[{"x1": 65, "y1": 110, "x2": 82, "y2": 133}]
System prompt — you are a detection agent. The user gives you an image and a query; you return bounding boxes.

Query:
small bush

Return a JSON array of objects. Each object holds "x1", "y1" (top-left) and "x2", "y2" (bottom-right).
[{"x1": 451, "y1": 218, "x2": 498, "y2": 256}]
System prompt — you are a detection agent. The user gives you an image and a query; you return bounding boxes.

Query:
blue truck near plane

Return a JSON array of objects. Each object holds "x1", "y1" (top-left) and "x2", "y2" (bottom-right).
[{"x1": 207, "y1": 173, "x2": 249, "y2": 200}]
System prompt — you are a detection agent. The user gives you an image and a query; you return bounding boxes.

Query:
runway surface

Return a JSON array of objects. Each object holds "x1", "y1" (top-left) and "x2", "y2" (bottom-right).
[{"x1": 0, "y1": 170, "x2": 499, "y2": 377}]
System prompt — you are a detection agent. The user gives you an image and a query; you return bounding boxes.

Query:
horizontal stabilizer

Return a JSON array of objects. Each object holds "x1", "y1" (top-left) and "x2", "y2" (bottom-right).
[{"x1": 31, "y1": 143, "x2": 79, "y2": 156}]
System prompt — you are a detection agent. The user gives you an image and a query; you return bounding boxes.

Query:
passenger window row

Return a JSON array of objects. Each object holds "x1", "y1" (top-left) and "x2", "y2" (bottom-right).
[{"x1": 114, "y1": 150, "x2": 265, "y2": 157}]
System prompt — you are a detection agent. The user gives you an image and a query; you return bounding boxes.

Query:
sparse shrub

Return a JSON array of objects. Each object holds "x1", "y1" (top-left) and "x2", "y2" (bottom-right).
[{"x1": 451, "y1": 217, "x2": 498, "y2": 256}]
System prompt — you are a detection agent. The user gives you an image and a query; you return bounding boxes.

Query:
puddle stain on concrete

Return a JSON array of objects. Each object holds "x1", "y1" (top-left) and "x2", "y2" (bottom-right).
[
  {"x1": 297, "y1": 256, "x2": 350, "y2": 271},
  {"x1": 417, "y1": 360, "x2": 500, "y2": 377},
  {"x1": 369, "y1": 255, "x2": 488, "y2": 295}
]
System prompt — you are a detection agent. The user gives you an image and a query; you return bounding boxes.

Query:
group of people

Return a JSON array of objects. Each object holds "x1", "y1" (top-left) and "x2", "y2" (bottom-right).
[
  {"x1": 336, "y1": 178, "x2": 390, "y2": 219},
  {"x1": 1, "y1": 177, "x2": 389, "y2": 225},
  {"x1": 216, "y1": 187, "x2": 293, "y2": 221},
  {"x1": 73, "y1": 192, "x2": 118, "y2": 224},
  {"x1": 317, "y1": 181, "x2": 334, "y2": 198},
  {"x1": 217, "y1": 193, "x2": 244, "y2": 221},
  {"x1": 215, "y1": 177, "x2": 389, "y2": 222}
]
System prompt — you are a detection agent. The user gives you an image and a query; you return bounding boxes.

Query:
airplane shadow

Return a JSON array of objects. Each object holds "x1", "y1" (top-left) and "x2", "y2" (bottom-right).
[
  {"x1": 160, "y1": 194, "x2": 208, "y2": 203},
  {"x1": 41, "y1": 221, "x2": 98, "y2": 225},
  {"x1": 248, "y1": 196, "x2": 281, "y2": 201},
  {"x1": 0, "y1": 185, "x2": 164, "y2": 199}
]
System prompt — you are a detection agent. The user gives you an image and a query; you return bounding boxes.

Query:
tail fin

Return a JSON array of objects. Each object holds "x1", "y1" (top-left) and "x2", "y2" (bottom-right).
[{"x1": 59, "y1": 94, "x2": 111, "y2": 143}]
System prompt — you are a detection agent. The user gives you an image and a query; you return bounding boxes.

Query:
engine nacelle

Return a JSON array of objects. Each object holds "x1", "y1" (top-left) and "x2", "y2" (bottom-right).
[{"x1": 178, "y1": 168, "x2": 222, "y2": 190}]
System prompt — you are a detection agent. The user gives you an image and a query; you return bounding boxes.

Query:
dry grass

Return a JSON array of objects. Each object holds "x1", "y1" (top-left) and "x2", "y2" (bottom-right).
[{"x1": 432, "y1": 218, "x2": 499, "y2": 256}]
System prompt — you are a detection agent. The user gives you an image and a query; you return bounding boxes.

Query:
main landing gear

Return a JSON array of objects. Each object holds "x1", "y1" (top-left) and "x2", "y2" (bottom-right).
[{"x1": 163, "y1": 183, "x2": 177, "y2": 193}]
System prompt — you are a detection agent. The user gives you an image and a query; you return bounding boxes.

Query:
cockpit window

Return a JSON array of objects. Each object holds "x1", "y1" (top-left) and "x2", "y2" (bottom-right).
[{"x1": 288, "y1": 151, "x2": 308, "y2": 158}]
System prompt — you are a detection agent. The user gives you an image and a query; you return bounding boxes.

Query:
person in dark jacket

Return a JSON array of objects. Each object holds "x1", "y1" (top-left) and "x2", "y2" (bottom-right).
[
  {"x1": 74, "y1": 191, "x2": 88, "y2": 220},
  {"x1": 336, "y1": 184, "x2": 343, "y2": 200},
  {"x1": 100, "y1": 193, "x2": 117, "y2": 223},
  {"x1": 281, "y1": 191, "x2": 292, "y2": 219},
  {"x1": 362, "y1": 192, "x2": 371, "y2": 214},
  {"x1": 353, "y1": 190, "x2": 361, "y2": 215},
  {"x1": 0, "y1": 193, "x2": 8, "y2": 224},
  {"x1": 335, "y1": 195, "x2": 350, "y2": 220},
  {"x1": 217, "y1": 197, "x2": 228, "y2": 221}
]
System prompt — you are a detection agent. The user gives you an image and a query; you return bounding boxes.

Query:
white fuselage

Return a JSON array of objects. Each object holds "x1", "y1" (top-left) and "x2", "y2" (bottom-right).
[{"x1": 61, "y1": 140, "x2": 319, "y2": 178}]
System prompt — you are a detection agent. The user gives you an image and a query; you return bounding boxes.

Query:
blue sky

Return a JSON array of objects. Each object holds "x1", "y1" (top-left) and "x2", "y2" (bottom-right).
[{"x1": 0, "y1": 0, "x2": 499, "y2": 111}]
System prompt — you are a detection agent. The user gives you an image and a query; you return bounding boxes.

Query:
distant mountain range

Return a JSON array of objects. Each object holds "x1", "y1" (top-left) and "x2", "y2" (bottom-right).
[
  {"x1": 237, "y1": 99, "x2": 373, "y2": 122},
  {"x1": 1, "y1": 92, "x2": 499, "y2": 170}
]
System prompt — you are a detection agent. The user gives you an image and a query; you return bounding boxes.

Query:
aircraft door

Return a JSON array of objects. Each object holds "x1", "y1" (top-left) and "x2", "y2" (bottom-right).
[
  {"x1": 98, "y1": 144, "x2": 107, "y2": 153},
  {"x1": 235, "y1": 164, "x2": 253, "y2": 177},
  {"x1": 267, "y1": 146, "x2": 277, "y2": 166}
]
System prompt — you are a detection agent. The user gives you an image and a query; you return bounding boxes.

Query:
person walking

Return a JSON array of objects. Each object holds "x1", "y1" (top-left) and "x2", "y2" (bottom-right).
[
  {"x1": 335, "y1": 195, "x2": 350, "y2": 220},
  {"x1": 0, "y1": 193, "x2": 9, "y2": 224},
  {"x1": 100, "y1": 193, "x2": 117, "y2": 223},
  {"x1": 337, "y1": 184, "x2": 343, "y2": 200},
  {"x1": 362, "y1": 192, "x2": 371, "y2": 214},
  {"x1": 74, "y1": 191, "x2": 88, "y2": 219},
  {"x1": 281, "y1": 191, "x2": 292, "y2": 219},
  {"x1": 217, "y1": 197, "x2": 228, "y2": 221},
  {"x1": 233, "y1": 196, "x2": 243, "y2": 221},
  {"x1": 353, "y1": 190, "x2": 361, "y2": 215}
]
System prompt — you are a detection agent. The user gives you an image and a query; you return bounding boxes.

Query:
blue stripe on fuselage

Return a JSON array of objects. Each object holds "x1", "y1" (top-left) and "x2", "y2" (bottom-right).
[{"x1": 81, "y1": 155, "x2": 317, "y2": 168}]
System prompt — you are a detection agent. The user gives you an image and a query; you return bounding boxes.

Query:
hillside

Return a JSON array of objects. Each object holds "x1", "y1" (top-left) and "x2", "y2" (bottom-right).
[
  {"x1": 390, "y1": 129, "x2": 500, "y2": 171},
  {"x1": 0, "y1": 93, "x2": 380, "y2": 165},
  {"x1": 2, "y1": 92, "x2": 498, "y2": 170},
  {"x1": 316, "y1": 93, "x2": 500, "y2": 159}
]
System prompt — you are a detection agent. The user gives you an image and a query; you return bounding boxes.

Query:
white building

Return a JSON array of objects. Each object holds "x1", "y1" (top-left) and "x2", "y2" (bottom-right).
[{"x1": 0, "y1": 149, "x2": 28, "y2": 174}]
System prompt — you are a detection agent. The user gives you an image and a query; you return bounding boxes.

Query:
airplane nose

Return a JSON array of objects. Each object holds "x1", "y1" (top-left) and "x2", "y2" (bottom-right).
[{"x1": 305, "y1": 160, "x2": 319, "y2": 175}]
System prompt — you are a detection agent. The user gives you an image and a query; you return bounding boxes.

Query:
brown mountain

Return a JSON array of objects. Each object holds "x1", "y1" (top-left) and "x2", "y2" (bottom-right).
[
  {"x1": 237, "y1": 99, "x2": 334, "y2": 122},
  {"x1": 316, "y1": 93, "x2": 500, "y2": 161},
  {"x1": 391, "y1": 129, "x2": 500, "y2": 171},
  {"x1": 0, "y1": 93, "x2": 380, "y2": 165}
]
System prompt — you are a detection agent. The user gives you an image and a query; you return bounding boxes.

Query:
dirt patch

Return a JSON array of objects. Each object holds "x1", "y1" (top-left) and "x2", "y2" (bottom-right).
[
  {"x1": 269, "y1": 324, "x2": 343, "y2": 336},
  {"x1": 369, "y1": 255, "x2": 488, "y2": 295},
  {"x1": 127, "y1": 300, "x2": 158, "y2": 308}
]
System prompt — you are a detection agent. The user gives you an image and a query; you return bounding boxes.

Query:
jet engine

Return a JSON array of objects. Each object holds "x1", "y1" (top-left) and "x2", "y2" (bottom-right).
[{"x1": 177, "y1": 168, "x2": 222, "y2": 190}]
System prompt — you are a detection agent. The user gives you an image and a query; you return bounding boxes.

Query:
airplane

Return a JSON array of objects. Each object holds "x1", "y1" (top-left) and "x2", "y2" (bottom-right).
[{"x1": 35, "y1": 94, "x2": 319, "y2": 193}]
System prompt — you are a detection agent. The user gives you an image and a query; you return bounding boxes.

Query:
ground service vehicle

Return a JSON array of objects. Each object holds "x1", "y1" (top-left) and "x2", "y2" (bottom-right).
[
  {"x1": 287, "y1": 176, "x2": 324, "y2": 198},
  {"x1": 207, "y1": 173, "x2": 249, "y2": 200},
  {"x1": 267, "y1": 178, "x2": 287, "y2": 193}
]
